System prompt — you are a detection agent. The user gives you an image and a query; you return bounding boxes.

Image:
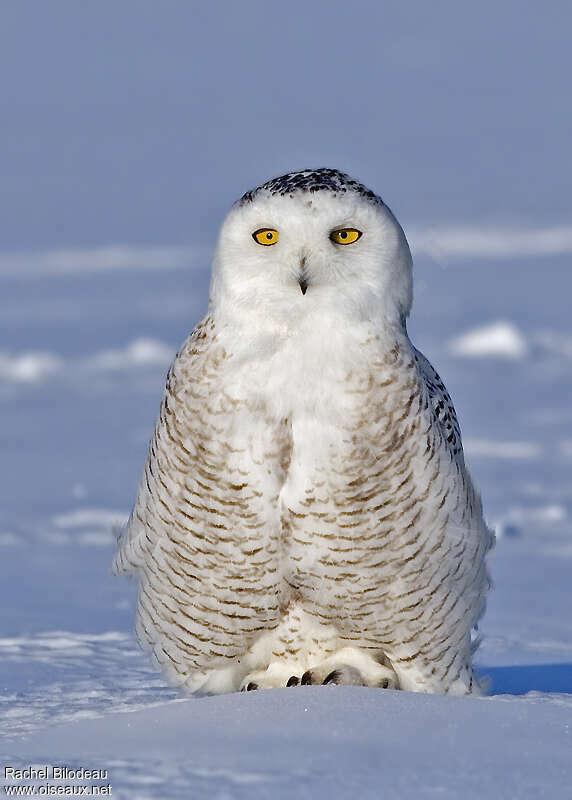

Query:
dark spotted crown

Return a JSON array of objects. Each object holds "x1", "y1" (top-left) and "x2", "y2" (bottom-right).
[{"x1": 239, "y1": 168, "x2": 383, "y2": 207}]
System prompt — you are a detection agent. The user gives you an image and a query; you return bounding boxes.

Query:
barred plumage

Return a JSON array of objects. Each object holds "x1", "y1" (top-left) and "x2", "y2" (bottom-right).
[{"x1": 113, "y1": 169, "x2": 493, "y2": 695}]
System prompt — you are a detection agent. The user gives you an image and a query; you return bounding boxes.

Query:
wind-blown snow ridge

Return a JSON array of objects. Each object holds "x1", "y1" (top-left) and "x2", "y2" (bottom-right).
[
  {"x1": 449, "y1": 321, "x2": 527, "y2": 359},
  {"x1": 0, "y1": 351, "x2": 64, "y2": 382},
  {"x1": 497, "y1": 504, "x2": 567, "y2": 528},
  {"x1": 464, "y1": 439, "x2": 542, "y2": 460},
  {"x1": 534, "y1": 331, "x2": 572, "y2": 359},
  {"x1": 410, "y1": 224, "x2": 572, "y2": 259},
  {"x1": 493, "y1": 503, "x2": 569, "y2": 539},
  {"x1": 0, "y1": 338, "x2": 175, "y2": 385},
  {"x1": 88, "y1": 339, "x2": 175, "y2": 371},
  {"x1": 0, "y1": 244, "x2": 208, "y2": 276},
  {"x1": 52, "y1": 509, "x2": 128, "y2": 530},
  {"x1": 0, "y1": 507, "x2": 129, "y2": 549},
  {"x1": 0, "y1": 632, "x2": 180, "y2": 738},
  {"x1": 0, "y1": 631, "x2": 129, "y2": 661},
  {"x1": 12, "y1": 507, "x2": 132, "y2": 547},
  {"x1": 48, "y1": 508, "x2": 128, "y2": 546}
]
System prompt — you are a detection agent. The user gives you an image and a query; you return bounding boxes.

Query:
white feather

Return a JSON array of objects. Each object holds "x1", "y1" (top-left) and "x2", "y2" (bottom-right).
[{"x1": 113, "y1": 170, "x2": 492, "y2": 696}]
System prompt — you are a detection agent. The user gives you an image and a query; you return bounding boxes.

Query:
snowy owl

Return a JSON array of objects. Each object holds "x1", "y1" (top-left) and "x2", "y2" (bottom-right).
[{"x1": 113, "y1": 168, "x2": 493, "y2": 696}]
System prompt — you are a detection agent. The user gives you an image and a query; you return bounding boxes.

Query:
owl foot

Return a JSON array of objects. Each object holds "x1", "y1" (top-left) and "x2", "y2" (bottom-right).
[
  {"x1": 323, "y1": 666, "x2": 365, "y2": 685},
  {"x1": 291, "y1": 647, "x2": 399, "y2": 689},
  {"x1": 239, "y1": 662, "x2": 301, "y2": 692},
  {"x1": 239, "y1": 648, "x2": 399, "y2": 692}
]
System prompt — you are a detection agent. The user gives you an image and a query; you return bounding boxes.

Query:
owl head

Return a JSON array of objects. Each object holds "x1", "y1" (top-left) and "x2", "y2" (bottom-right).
[{"x1": 209, "y1": 168, "x2": 413, "y2": 331}]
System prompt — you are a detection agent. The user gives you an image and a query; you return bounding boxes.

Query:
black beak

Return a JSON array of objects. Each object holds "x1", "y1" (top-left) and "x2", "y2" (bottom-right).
[{"x1": 298, "y1": 255, "x2": 308, "y2": 295}]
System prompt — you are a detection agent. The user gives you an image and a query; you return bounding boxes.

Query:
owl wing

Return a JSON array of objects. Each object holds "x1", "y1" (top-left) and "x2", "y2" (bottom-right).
[
  {"x1": 412, "y1": 346, "x2": 464, "y2": 465},
  {"x1": 371, "y1": 340, "x2": 493, "y2": 693},
  {"x1": 112, "y1": 314, "x2": 216, "y2": 578},
  {"x1": 113, "y1": 314, "x2": 290, "y2": 688}
]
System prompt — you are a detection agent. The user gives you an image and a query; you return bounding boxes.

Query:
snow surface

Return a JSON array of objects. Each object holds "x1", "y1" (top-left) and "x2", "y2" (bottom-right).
[
  {"x1": 2, "y1": 2, "x2": 571, "y2": 797},
  {"x1": 3, "y1": 689, "x2": 572, "y2": 800},
  {"x1": 2, "y1": 243, "x2": 571, "y2": 799},
  {"x1": 449, "y1": 321, "x2": 528, "y2": 359}
]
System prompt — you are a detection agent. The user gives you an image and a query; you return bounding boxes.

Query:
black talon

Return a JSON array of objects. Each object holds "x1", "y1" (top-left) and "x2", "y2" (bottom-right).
[
  {"x1": 323, "y1": 669, "x2": 343, "y2": 685},
  {"x1": 246, "y1": 682, "x2": 258, "y2": 691},
  {"x1": 379, "y1": 678, "x2": 390, "y2": 689},
  {"x1": 301, "y1": 670, "x2": 313, "y2": 685},
  {"x1": 286, "y1": 675, "x2": 299, "y2": 687},
  {"x1": 376, "y1": 652, "x2": 393, "y2": 668}
]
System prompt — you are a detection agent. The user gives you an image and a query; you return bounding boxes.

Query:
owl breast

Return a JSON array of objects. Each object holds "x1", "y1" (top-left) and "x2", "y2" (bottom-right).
[
  {"x1": 122, "y1": 314, "x2": 489, "y2": 695},
  {"x1": 257, "y1": 325, "x2": 487, "y2": 679},
  {"x1": 275, "y1": 333, "x2": 420, "y2": 643}
]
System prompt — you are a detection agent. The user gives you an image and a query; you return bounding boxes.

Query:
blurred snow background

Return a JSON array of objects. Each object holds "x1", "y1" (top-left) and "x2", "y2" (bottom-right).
[{"x1": 1, "y1": 1, "x2": 571, "y2": 798}]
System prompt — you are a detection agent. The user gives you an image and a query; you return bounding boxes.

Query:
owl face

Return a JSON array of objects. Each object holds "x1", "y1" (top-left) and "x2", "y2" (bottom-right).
[{"x1": 210, "y1": 169, "x2": 413, "y2": 330}]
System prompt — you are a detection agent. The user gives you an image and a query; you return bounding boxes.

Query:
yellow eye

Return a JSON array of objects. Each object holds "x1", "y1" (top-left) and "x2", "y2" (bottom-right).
[
  {"x1": 330, "y1": 228, "x2": 362, "y2": 245},
  {"x1": 253, "y1": 228, "x2": 279, "y2": 246}
]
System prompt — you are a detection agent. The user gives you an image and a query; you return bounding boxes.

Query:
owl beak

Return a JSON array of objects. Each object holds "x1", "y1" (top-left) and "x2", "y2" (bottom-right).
[{"x1": 298, "y1": 256, "x2": 309, "y2": 295}]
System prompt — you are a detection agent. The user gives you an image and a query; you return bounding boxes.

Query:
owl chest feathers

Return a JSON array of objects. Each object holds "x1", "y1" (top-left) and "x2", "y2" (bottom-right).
[
  {"x1": 131, "y1": 312, "x2": 477, "y2": 664},
  {"x1": 204, "y1": 316, "x2": 433, "y2": 615}
]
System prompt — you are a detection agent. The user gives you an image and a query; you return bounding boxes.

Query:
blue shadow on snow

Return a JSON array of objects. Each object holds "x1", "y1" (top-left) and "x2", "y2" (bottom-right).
[{"x1": 477, "y1": 663, "x2": 572, "y2": 695}]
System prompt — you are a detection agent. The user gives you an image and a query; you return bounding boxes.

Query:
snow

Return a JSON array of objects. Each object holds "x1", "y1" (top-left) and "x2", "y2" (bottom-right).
[
  {"x1": 87, "y1": 339, "x2": 175, "y2": 372},
  {"x1": 0, "y1": 340, "x2": 175, "y2": 392},
  {"x1": 464, "y1": 439, "x2": 542, "y2": 460},
  {"x1": 51, "y1": 509, "x2": 128, "y2": 531},
  {"x1": 410, "y1": 224, "x2": 572, "y2": 260},
  {"x1": 1, "y1": 1, "x2": 571, "y2": 797},
  {"x1": 449, "y1": 321, "x2": 528, "y2": 359},
  {"x1": 0, "y1": 245, "x2": 204, "y2": 277},
  {"x1": 0, "y1": 351, "x2": 64, "y2": 383},
  {"x1": 534, "y1": 330, "x2": 572, "y2": 359},
  {"x1": 3, "y1": 689, "x2": 572, "y2": 800}
]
